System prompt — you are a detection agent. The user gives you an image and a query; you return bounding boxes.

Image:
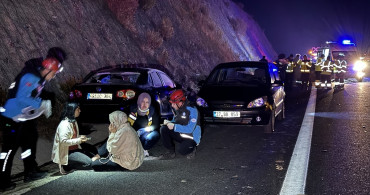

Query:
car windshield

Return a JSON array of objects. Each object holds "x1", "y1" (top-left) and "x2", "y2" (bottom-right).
[
  {"x1": 206, "y1": 66, "x2": 267, "y2": 85},
  {"x1": 86, "y1": 72, "x2": 141, "y2": 84}
]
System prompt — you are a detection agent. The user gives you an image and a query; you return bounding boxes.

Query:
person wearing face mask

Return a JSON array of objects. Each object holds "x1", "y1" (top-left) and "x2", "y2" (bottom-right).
[
  {"x1": 127, "y1": 92, "x2": 160, "y2": 158},
  {"x1": 51, "y1": 102, "x2": 98, "y2": 175},
  {"x1": 0, "y1": 47, "x2": 66, "y2": 192}
]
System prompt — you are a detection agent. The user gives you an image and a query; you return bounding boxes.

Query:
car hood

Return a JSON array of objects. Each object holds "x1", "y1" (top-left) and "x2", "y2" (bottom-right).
[{"x1": 197, "y1": 85, "x2": 270, "y2": 103}]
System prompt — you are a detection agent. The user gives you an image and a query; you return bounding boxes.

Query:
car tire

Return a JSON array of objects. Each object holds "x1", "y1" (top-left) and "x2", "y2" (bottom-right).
[{"x1": 264, "y1": 112, "x2": 275, "y2": 133}]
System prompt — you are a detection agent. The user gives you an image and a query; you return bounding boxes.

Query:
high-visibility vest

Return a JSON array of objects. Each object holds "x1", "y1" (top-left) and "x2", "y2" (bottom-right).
[
  {"x1": 333, "y1": 60, "x2": 347, "y2": 73},
  {"x1": 315, "y1": 58, "x2": 324, "y2": 71},
  {"x1": 299, "y1": 60, "x2": 311, "y2": 73},
  {"x1": 286, "y1": 61, "x2": 295, "y2": 73},
  {"x1": 321, "y1": 60, "x2": 332, "y2": 75}
]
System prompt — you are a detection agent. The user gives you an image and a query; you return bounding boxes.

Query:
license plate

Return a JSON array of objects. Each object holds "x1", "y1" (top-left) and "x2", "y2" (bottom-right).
[
  {"x1": 87, "y1": 93, "x2": 112, "y2": 100},
  {"x1": 213, "y1": 111, "x2": 240, "y2": 118}
]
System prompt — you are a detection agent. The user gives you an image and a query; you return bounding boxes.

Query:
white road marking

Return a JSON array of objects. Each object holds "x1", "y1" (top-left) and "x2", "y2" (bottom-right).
[{"x1": 280, "y1": 87, "x2": 317, "y2": 195}]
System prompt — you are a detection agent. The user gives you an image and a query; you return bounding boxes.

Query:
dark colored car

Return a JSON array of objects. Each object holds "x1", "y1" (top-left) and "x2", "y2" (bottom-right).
[
  {"x1": 69, "y1": 64, "x2": 178, "y2": 122},
  {"x1": 196, "y1": 61, "x2": 285, "y2": 133}
]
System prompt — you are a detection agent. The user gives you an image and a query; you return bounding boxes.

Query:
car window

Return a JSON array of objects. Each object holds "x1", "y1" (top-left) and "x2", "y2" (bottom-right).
[
  {"x1": 86, "y1": 72, "x2": 141, "y2": 84},
  {"x1": 150, "y1": 72, "x2": 163, "y2": 87},
  {"x1": 207, "y1": 67, "x2": 267, "y2": 85},
  {"x1": 158, "y1": 72, "x2": 175, "y2": 88}
]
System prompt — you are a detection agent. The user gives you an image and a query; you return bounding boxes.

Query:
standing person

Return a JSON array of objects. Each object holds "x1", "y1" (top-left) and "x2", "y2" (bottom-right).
[
  {"x1": 297, "y1": 54, "x2": 312, "y2": 89},
  {"x1": 320, "y1": 55, "x2": 333, "y2": 89},
  {"x1": 285, "y1": 54, "x2": 295, "y2": 90},
  {"x1": 274, "y1": 54, "x2": 289, "y2": 83},
  {"x1": 259, "y1": 56, "x2": 268, "y2": 62},
  {"x1": 333, "y1": 54, "x2": 347, "y2": 88},
  {"x1": 127, "y1": 92, "x2": 160, "y2": 157},
  {"x1": 51, "y1": 102, "x2": 97, "y2": 175},
  {"x1": 314, "y1": 54, "x2": 325, "y2": 87},
  {"x1": 91, "y1": 111, "x2": 144, "y2": 171},
  {"x1": 159, "y1": 89, "x2": 201, "y2": 160},
  {"x1": 0, "y1": 47, "x2": 66, "y2": 191}
]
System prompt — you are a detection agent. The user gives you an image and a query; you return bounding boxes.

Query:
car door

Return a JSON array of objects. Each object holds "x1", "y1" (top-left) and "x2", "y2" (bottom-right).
[
  {"x1": 149, "y1": 71, "x2": 174, "y2": 120},
  {"x1": 269, "y1": 64, "x2": 285, "y2": 117}
]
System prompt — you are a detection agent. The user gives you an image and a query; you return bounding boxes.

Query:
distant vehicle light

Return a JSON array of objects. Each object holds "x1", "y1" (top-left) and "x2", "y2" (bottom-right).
[
  {"x1": 353, "y1": 60, "x2": 366, "y2": 71},
  {"x1": 342, "y1": 40, "x2": 355, "y2": 45}
]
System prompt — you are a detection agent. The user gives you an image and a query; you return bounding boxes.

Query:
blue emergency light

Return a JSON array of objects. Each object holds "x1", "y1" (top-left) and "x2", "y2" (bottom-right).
[{"x1": 342, "y1": 40, "x2": 355, "y2": 45}]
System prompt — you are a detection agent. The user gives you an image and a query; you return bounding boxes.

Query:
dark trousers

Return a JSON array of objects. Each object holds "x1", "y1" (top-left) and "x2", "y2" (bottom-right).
[
  {"x1": 320, "y1": 74, "x2": 331, "y2": 84},
  {"x1": 62, "y1": 143, "x2": 97, "y2": 171},
  {"x1": 137, "y1": 128, "x2": 160, "y2": 150},
  {"x1": 300, "y1": 73, "x2": 310, "y2": 86},
  {"x1": 315, "y1": 71, "x2": 321, "y2": 81},
  {"x1": 91, "y1": 142, "x2": 126, "y2": 171},
  {"x1": 160, "y1": 125, "x2": 196, "y2": 155},
  {"x1": 0, "y1": 115, "x2": 38, "y2": 184},
  {"x1": 285, "y1": 73, "x2": 294, "y2": 89},
  {"x1": 334, "y1": 72, "x2": 345, "y2": 83}
]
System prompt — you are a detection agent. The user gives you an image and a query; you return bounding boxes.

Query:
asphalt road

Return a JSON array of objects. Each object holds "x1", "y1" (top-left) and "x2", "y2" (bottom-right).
[
  {"x1": 306, "y1": 82, "x2": 370, "y2": 195},
  {"x1": 3, "y1": 83, "x2": 322, "y2": 195}
]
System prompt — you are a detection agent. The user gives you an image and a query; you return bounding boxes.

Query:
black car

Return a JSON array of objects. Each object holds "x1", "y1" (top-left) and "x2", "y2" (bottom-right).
[
  {"x1": 196, "y1": 61, "x2": 285, "y2": 133},
  {"x1": 69, "y1": 64, "x2": 178, "y2": 122}
]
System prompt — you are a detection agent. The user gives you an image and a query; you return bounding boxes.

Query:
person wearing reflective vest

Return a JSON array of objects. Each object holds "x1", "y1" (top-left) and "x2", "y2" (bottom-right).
[
  {"x1": 159, "y1": 89, "x2": 201, "y2": 160},
  {"x1": 297, "y1": 54, "x2": 312, "y2": 88},
  {"x1": 314, "y1": 54, "x2": 324, "y2": 87},
  {"x1": 127, "y1": 92, "x2": 160, "y2": 157},
  {"x1": 320, "y1": 55, "x2": 333, "y2": 88},
  {"x1": 285, "y1": 54, "x2": 295, "y2": 90},
  {"x1": 333, "y1": 54, "x2": 347, "y2": 87}
]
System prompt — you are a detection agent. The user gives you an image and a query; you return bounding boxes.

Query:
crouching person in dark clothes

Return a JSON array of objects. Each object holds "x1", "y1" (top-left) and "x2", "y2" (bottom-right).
[
  {"x1": 159, "y1": 89, "x2": 201, "y2": 160},
  {"x1": 91, "y1": 111, "x2": 144, "y2": 171}
]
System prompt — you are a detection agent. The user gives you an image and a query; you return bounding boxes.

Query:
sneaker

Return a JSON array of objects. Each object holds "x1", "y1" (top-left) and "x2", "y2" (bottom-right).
[
  {"x1": 144, "y1": 150, "x2": 150, "y2": 157},
  {"x1": 158, "y1": 151, "x2": 176, "y2": 160},
  {"x1": 24, "y1": 171, "x2": 47, "y2": 183},
  {"x1": 0, "y1": 182, "x2": 16, "y2": 192},
  {"x1": 186, "y1": 148, "x2": 196, "y2": 160}
]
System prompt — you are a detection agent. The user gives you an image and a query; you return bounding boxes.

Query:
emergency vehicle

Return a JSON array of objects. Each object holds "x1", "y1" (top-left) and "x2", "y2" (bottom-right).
[{"x1": 315, "y1": 40, "x2": 367, "y2": 81}]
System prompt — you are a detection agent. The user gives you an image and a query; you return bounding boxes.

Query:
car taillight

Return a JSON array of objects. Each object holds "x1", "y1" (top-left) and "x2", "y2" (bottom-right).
[
  {"x1": 116, "y1": 89, "x2": 136, "y2": 100},
  {"x1": 69, "y1": 90, "x2": 83, "y2": 99}
]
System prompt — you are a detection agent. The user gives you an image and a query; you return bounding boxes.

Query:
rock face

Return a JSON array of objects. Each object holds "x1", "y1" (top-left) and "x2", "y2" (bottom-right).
[{"x1": 0, "y1": 0, "x2": 276, "y2": 100}]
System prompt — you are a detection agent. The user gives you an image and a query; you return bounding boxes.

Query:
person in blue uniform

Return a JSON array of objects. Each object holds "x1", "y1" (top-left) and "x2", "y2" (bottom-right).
[
  {"x1": 159, "y1": 89, "x2": 201, "y2": 160},
  {"x1": 0, "y1": 47, "x2": 66, "y2": 192}
]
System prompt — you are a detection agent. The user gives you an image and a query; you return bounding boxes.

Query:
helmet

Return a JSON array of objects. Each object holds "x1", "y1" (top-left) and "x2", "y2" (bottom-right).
[
  {"x1": 169, "y1": 89, "x2": 186, "y2": 103},
  {"x1": 42, "y1": 57, "x2": 61, "y2": 72}
]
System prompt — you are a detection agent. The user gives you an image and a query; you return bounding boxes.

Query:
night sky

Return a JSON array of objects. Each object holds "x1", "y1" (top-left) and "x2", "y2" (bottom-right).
[{"x1": 239, "y1": 0, "x2": 370, "y2": 57}]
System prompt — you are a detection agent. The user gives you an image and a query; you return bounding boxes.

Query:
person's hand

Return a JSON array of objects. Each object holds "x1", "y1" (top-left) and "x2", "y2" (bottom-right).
[
  {"x1": 163, "y1": 119, "x2": 170, "y2": 125},
  {"x1": 109, "y1": 123, "x2": 117, "y2": 133},
  {"x1": 167, "y1": 122, "x2": 174, "y2": 130},
  {"x1": 91, "y1": 154, "x2": 100, "y2": 161},
  {"x1": 80, "y1": 135, "x2": 87, "y2": 142}
]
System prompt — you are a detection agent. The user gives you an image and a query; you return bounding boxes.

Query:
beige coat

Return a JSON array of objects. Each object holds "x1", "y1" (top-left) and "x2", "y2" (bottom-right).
[
  {"x1": 51, "y1": 119, "x2": 82, "y2": 167},
  {"x1": 107, "y1": 111, "x2": 144, "y2": 170}
]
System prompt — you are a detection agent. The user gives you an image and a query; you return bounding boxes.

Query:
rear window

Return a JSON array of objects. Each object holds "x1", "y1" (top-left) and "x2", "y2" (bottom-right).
[
  {"x1": 85, "y1": 72, "x2": 142, "y2": 84},
  {"x1": 206, "y1": 67, "x2": 267, "y2": 85}
]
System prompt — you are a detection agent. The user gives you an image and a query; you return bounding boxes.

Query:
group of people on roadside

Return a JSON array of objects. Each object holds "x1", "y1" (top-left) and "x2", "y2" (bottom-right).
[
  {"x1": 265, "y1": 52, "x2": 347, "y2": 90},
  {"x1": 0, "y1": 47, "x2": 202, "y2": 192}
]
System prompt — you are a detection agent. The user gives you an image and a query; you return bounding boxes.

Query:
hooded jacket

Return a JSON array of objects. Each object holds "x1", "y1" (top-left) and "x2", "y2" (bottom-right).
[{"x1": 107, "y1": 111, "x2": 144, "y2": 170}]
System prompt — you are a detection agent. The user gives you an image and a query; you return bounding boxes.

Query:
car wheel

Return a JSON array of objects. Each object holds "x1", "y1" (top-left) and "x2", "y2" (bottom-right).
[{"x1": 264, "y1": 111, "x2": 275, "y2": 133}]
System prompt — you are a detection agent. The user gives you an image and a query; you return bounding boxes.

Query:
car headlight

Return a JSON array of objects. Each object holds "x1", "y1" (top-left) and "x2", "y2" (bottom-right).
[
  {"x1": 196, "y1": 97, "x2": 208, "y2": 107},
  {"x1": 353, "y1": 60, "x2": 366, "y2": 71},
  {"x1": 247, "y1": 96, "x2": 267, "y2": 108}
]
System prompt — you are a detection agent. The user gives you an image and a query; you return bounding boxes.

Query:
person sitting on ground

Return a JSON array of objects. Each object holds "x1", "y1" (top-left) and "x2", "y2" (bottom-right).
[
  {"x1": 127, "y1": 92, "x2": 160, "y2": 157},
  {"x1": 91, "y1": 111, "x2": 144, "y2": 171},
  {"x1": 159, "y1": 89, "x2": 202, "y2": 160},
  {"x1": 51, "y1": 102, "x2": 98, "y2": 174}
]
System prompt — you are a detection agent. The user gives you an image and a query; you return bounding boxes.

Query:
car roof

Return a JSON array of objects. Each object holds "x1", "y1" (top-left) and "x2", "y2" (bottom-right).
[{"x1": 215, "y1": 61, "x2": 270, "y2": 69}]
